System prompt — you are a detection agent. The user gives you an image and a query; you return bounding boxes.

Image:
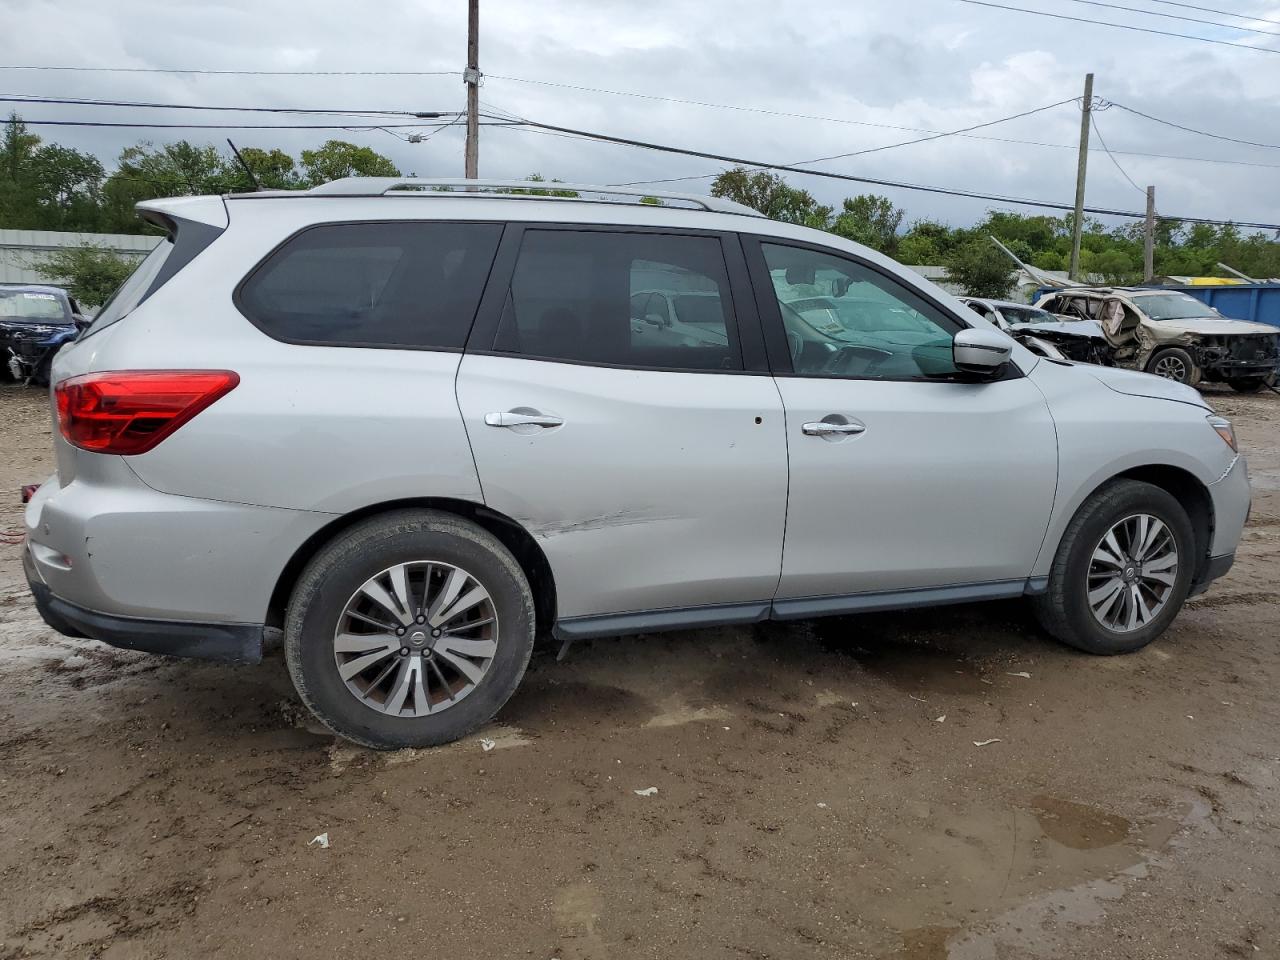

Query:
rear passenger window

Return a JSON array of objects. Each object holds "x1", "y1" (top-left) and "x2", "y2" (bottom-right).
[
  {"x1": 238, "y1": 222, "x2": 501, "y2": 349},
  {"x1": 493, "y1": 230, "x2": 741, "y2": 371}
]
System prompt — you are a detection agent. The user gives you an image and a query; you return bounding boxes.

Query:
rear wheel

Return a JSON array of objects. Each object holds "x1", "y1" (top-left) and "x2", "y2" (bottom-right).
[
  {"x1": 285, "y1": 510, "x2": 535, "y2": 749},
  {"x1": 1147, "y1": 347, "x2": 1198, "y2": 385},
  {"x1": 1033, "y1": 480, "x2": 1195, "y2": 654}
]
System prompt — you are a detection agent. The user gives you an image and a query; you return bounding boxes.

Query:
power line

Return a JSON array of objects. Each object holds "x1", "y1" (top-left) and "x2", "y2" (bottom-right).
[
  {"x1": 10, "y1": 119, "x2": 506, "y2": 131},
  {"x1": 1059, "y1": 0, "x2": 1280, "y2": 35},
  {"x1": 1090, "y1": 113, "x2": 1148, "y2": 195},
  {"x1": 955, "y1": 0, "x2": 1280, "y2": 53},
  {"x1": 1143, "y1": 0, "x2": 1280, "y2": 26},
  {"x1": 1102, "y1": 99, "x2": 1280, "y2": 149},
  {"x1": 0, "y1": 65, "x2": 461, "y2": 76},
  {"x1": 485, "y1": 113, "x2": 1280, "y2": 230},
  {"x1": 0, "y1": 94, "x2": 449, "y2": 119}
]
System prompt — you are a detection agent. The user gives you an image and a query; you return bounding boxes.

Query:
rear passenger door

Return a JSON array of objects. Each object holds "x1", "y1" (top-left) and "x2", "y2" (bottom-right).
[{"x1": 456, "y1": 226, "x2": 788, "y2": 627}]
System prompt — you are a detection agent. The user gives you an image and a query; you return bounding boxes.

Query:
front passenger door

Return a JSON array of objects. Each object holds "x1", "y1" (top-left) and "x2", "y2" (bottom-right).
[{"x1": 745, "y1": 239, "x2": 1058, "y2": 604}]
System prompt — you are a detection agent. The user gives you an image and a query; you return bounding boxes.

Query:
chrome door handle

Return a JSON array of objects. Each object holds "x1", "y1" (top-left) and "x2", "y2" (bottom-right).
[
  {"x1": 802, "y1": 420, "x2": 865, "y2": 436},
  {"x1": 484, "y1": 411, "x2": 564, "y2": 428}
]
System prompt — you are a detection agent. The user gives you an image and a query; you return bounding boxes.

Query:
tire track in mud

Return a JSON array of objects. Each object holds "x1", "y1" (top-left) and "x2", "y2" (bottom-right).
[{"x1": 1186, "y1": 590, "x2": 1280, "y2": 610}]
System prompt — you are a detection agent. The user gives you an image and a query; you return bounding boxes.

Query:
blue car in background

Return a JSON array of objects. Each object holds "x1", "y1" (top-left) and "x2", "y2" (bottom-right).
[{"x1": 0, "y1": 284, "x2": 86, "y2": 386}]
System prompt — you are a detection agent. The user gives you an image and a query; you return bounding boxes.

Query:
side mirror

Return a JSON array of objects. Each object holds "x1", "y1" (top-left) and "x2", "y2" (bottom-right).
[
  {"x1": 644, "y1": 313, "x2": 667, "y2": 328},
  {"x1": 72, "y1": 313, "x2": 91, "y2": 331},
  {"x1": 953, "y1": 327, "x2": 1013, "y2": 376}
]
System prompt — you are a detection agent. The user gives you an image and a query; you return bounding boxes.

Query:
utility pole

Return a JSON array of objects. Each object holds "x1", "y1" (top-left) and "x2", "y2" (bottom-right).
[
  {"x1": 1143, "y1": 185, "x2": 1156, "y2": 283},
  {"x1": 1069, "y1": 72, "x2": 1093, "y2": 282},
  {"x1": 464, "y1": 0, "x2": 480, "y2": 179}
]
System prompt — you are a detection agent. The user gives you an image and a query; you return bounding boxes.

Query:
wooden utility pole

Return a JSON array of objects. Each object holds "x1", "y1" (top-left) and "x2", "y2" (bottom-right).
[
  {"x1": 464, "y1": 0, "x2": 479, "y2": 179},
  {"x1": 1068, "y1": 72, "x2": 1094, "y2": 282},
  {"x1": 1143, "y1": 185, "x2": 1156, "y2": 283}
]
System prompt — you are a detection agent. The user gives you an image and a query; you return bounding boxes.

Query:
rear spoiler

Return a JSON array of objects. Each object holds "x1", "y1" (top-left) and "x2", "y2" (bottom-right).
[{"x1": 133, "y1": 198, "x2": 228, "y2": 303}]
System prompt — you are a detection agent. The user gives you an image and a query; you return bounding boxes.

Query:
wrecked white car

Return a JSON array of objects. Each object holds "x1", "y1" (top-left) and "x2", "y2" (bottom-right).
[
  {"x1": 1035, "y1": 287, "x2": 1280, "y2": 392},
  {"x1": 959, "y1": 297, "x2": 1111, "y2": 366}
]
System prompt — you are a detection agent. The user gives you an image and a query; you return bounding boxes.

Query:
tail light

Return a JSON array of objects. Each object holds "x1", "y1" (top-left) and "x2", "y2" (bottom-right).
[{"x1": 55, "y1": 370, "x2": 239, "y2": 455}]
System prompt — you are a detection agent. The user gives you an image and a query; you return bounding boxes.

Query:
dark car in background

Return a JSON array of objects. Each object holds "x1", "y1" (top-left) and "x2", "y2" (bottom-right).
[{"x1": 0, "y1": 285, "x2": 86, "y2": 385}]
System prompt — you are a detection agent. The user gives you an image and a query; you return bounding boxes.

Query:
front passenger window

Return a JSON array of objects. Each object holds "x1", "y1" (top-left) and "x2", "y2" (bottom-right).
[{"x1": 761, "y1": 243, "x2": 962, "y2": 380}]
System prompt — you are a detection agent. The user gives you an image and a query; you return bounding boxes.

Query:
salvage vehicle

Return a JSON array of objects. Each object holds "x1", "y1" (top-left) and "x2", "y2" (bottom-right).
[
  {"x1": 959, "y1": 297, "x2": 1111, "y2": 365},
  {"x1": 1035, "y1": 287, "x2": 1279, "y2": 391},
  {"x1": 23, "y1": 179, "x2": 1250, "y2": 749},
  {"x1": 0, "y1": 285, "x2": 86, "y2": 385}
]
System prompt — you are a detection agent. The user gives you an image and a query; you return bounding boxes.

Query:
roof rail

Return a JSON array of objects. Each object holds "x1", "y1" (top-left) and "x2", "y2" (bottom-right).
[{"x1": 304, "y1": 177, "x2": 764, "y2": 217}]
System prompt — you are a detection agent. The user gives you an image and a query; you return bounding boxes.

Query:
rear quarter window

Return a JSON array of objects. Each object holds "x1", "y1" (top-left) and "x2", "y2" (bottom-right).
[{"x1": 237, "y1": 221, "x2": 502, "y2": 349}]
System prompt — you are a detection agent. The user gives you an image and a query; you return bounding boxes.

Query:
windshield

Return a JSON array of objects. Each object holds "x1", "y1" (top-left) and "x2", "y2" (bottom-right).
[
  {"x1": 1000, "y1": 305, "x2": 1058, "y2": 325},
  {"x1": 1133, "y1": 292, "x2": 1217, "y2": 321},
  {"x1": 0, "y1": 290, "x2": 69, "y2": 324}
]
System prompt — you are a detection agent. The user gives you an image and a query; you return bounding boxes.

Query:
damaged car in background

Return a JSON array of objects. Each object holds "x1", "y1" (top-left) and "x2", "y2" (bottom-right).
[
  {"x1": 959, "y1": 297, "x2": 1111, "y2": 365},
  {"x1": 1035, "y1": 287, "x2": 1280, "y2": 392},
  {"x1": 0, "y1": 285, "x2": 87, "y2": 386}
]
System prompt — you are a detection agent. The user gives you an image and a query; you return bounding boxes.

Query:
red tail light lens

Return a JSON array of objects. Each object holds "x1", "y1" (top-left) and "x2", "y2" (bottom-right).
[{"x1": 55, "y1": 370, "x2": 239, "y2": 455}]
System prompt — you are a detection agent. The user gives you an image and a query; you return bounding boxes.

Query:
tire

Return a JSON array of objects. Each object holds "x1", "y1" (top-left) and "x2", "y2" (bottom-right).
[
  {"x1": 1147, "y1": 347, "x2": 1198, "y2": 385},
  {"x1": 284, "y1": 510, "x2": 535, "y2": 749},
  {"x1": 1033, "y1": 480, "x2": 1195, "y2": 655},
  {"x1": 1227, "y1": 376, "x2": 1270, "y2": 394}
]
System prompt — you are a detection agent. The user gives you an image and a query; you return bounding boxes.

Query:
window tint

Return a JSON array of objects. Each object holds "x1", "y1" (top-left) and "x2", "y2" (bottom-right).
[
  {"x1": 239, "y1": 222, "x2": 501, "y2": 349},
  {"x1": 494, "y1": 230, "x2": 741, "y2": 371},
  {"x1": 85, "y1": 239, "x2": 173, "y2": 334},
  {"x1": 761, "y1": 243, "x2": 962, "y2": 379}
]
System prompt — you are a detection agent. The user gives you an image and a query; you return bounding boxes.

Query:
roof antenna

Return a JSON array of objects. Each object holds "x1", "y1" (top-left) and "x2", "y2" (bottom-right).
[{"x1": 226, "y1": 138, "x2": 262, "y2": 191}]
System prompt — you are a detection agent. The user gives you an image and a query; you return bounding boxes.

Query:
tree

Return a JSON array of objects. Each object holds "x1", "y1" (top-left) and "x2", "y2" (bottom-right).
[
  {"x1": 830, "y1": 194, "x2": 904, "y2": 255},
  {"x1": 1089, "y1": 249, "x2": 1140, "y2": 285},
  {"x1": 236, "y1": 147, "x2": 306, "y2": 190},
  {"x1": 40, "y1": 243, "x2": 140, "y2": 306},
  {"x1": 299, "y1": 140, "x2": 399, "y2": 184},
  {"x1": 711, "y1": 168, "x2": 832, "y2": 228},
  {"x1": 942, "y1": 239, "x2": 1017, "y2": 299},
  {"x1": 0, "y1": 115, "x2": 44, "y2": 228}
]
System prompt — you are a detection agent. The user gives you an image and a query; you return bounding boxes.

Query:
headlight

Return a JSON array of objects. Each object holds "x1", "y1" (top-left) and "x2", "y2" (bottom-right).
[{"x1": 1207, "y1": 415, "x2": 1237, "y2": 452}]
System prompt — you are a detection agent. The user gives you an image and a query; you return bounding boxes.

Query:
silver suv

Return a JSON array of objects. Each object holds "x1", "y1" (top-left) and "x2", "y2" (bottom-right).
[{"x1": 23, "y1": 178, "x2": 1250, "y2": 749}]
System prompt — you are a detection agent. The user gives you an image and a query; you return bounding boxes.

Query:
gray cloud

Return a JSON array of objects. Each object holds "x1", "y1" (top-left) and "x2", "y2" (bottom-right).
[{"x1": 2, "y1": 0, "x2": 1278, "y2": 230}]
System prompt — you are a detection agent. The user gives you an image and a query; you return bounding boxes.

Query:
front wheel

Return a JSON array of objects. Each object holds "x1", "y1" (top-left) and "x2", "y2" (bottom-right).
[
  {"x1": 285, "y1": 510, "x2": 536, "y2": 749},
  {"x1": 1033, "y1": 480, "x2": 1195, "y2": 654},
  {"x1": 1147, "y1": 347, "x2": 1198, "y2": 385}
]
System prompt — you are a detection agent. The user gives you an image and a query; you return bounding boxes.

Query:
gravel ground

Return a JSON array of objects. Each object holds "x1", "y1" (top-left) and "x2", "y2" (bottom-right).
[{"x1": 1, "y1": 381, "x2": 1278, "y2": 960}]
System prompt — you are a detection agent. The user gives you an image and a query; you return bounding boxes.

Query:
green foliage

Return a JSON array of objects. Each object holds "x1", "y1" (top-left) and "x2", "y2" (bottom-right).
[
  {"x1": 711, "y1": 169, "x2": 832, "y2": 228},
  {"x1": 300, "y1": 140, "x2": 400, "y2": 184},
  {"x1": 829, "y1": 194, "x2": 903, "y2": 255},
  {"x1": 507, "y1": 173, "x2": 579, "y2": 198},
  {"x1": 942, "y1": 239, "x2": 1018, "y2": 299},
  {"x1": 40, "y1": 243, "x2": 139, "y2": 306}
]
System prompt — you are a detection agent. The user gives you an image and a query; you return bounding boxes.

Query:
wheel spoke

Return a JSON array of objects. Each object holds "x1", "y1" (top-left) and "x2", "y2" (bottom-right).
[
  {"x1": 1128, "y1": 584, "x2": 1147, "y2": 629},
  {"x1": 428, "y1": 657, "x2": 456, "y2": 700},
  {"x1": 430, "y1": 585, "x2": 490, "y2": 628},
  {"x1": 360, "y1": 579, "x2": 414, "y2": 627},
  {"x1": 383, "y1": 657, "x2": 417, "y2": 716},
  {"x1": 1103, "y1": 530, "x2": 1126, "y2": 565},
  {"x1": 335, "y1": 632, "x2": 397, "y2": 654},
  {"x1": 345, "y1": 608, "x2": 399, "y2": 632},
  {"x1": 435, "y1": 646, "x2": 486, "y2": 684},
  {"x1": 1136, "y1": 518, "x2": 1166, "y2": 561},
  {"x1": 437, "y1": 635, "x2": 497, "y2": 659},
  {"x1": 1144, "y1": 551, "x2": 1177, "y2": 573},
  {"x1": 426, "y1": 568, "x2": 468, "y2": 624},
  {"x1": 1091, "y1": 543, "x2": 1125, "y2": 569},
  {"x1": 1143, "y1": 569, "x2": 1176, "y2": 587},
  {"x1": 1089, "y1": 577, "x2": 1124, "y2": 612},
  {"x1": 338, "y1": 644, "x2": 400, "y2": 680},
  {"x1": 388, "y1": 563, "x2": 418, "y2": 620}
]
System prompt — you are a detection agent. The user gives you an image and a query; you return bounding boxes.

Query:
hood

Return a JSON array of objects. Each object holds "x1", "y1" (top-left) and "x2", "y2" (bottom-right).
[
  {"x1": 1021, "y1": 319, "x2": 1105, "y2": 340},
  {"x1": 1147, "y1": 317, "x2": 1279, "y2": 337},
  {"x1": 1086, "y1": 364, "x2": 1209, "y2": 409}
]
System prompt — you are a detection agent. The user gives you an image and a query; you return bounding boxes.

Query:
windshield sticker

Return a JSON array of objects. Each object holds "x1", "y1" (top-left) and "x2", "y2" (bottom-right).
[{"x1": 21, "y1": 293, "x2": 58, "y2": 301}]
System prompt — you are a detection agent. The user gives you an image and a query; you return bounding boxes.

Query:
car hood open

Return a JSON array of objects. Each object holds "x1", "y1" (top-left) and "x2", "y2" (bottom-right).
[{"x1": 1085, "y1": 364, "x2": 1208, "y2": 408}]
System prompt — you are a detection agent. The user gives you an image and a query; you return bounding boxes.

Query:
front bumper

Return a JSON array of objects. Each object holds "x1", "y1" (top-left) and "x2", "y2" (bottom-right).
[
  {"x1": 24, "y1": 544, "x2": 263, "y2": 663},
  {"x1": 1189, "y1": 552, "x2": 1234, "y2": 597}
]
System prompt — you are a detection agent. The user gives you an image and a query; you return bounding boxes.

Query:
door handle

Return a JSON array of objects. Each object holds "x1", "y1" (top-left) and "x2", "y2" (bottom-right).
[
  {"x1": 484, "y1": 410, "x2": 564, "y2": 428},
  {"x1": 802, "y1": 420, "x2": 865, "y2": 436}
]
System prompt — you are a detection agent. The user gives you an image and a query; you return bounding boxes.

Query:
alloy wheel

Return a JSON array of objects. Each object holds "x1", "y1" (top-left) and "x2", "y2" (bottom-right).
[
  {"x1": 333, "y1": 561, "x2": 498, "y2": 717},
  {"x1": 1086, "y1": 513, "x2": 1179, "y2": 633},
  {"x1": 1153, "y1": 354, "x2": 1187, "y2": 381}
]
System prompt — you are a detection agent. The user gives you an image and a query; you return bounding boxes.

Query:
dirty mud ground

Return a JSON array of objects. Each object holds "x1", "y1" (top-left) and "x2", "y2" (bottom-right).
[{"x1": 1, "y1": 382, "x2": 1279, "y2": 959}]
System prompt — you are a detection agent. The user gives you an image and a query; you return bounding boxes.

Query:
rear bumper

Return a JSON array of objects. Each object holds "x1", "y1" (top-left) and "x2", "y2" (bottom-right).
[{"x1": 25, "y1": 544, "x2": 263, "y2": 663}]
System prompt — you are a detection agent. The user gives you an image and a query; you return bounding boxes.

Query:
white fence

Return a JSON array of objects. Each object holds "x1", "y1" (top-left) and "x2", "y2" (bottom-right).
[{"x1": 0, "y1": 229, "x2": 160, "y2": 286}]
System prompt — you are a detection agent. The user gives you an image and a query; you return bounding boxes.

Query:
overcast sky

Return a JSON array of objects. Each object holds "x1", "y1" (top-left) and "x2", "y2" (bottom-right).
[{"x1": 2, "y1": 0, "x2": 1278, "y2": 232}]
